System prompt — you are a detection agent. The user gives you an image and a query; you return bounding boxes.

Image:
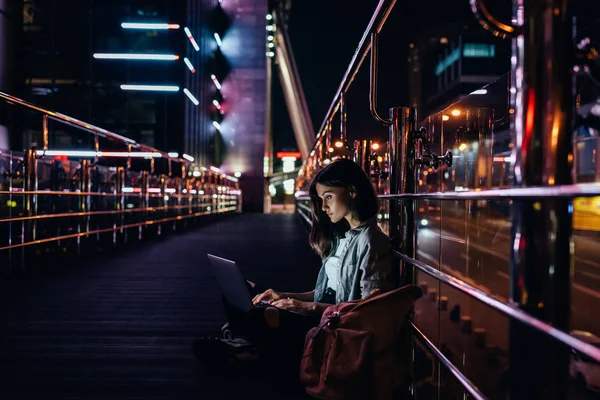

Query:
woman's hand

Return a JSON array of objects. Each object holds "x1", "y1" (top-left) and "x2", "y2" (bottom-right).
[
  {"x1": 270, "y1": 298, "x2": 315, "y2": 316},
  {"x1": 252, "y1": 289, "x2": 282, "y2": 305}
]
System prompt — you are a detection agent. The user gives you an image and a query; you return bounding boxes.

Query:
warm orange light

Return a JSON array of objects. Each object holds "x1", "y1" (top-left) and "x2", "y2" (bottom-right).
[
  {"x1": 372, "y1": 143, "x2": 380, "y2": 150},
  {"x1": 458, "y1": 143, "x2": 468, "y2": 151},
  {"x1": 334, "y1": 141, "x2": 344, "y2": 148},
  {"x1": 328, "y1": 147, "x2": 334, "y2": 153},
  {"x1": 451, "y1": 109, "x2": 461, "y2": 117},
  {"x1": 442, "y1": 115, "x2": 450, "y2": 121}
]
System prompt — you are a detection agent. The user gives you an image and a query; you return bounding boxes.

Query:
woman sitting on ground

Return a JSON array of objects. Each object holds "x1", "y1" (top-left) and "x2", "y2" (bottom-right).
[{"x1": 195, "y1": 158, "x2": 396, "y2": 372}]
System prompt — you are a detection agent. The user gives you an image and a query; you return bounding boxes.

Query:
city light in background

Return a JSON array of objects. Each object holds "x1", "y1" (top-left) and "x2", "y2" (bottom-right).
[
  {"x1": 210, "y1": 74, "x2": 222, "y2": 90},
  {"x1": 183, "y1": 88, "x2": 199, "y2": 105},
  {"x1": 184, "y1": 27, "x2": 200, "y2": 51},
  {"x1": 214, "y1": 33, "x2": 223, "y2": 47},
  {"x1": 121, "y1": 22, "x2": 180, "y2": 30},
  {"x1": 93, "y1": 53, "x2": 179, "y2": 61},
  {"x1": 183, "y1": 57, "x2": 196, "y2": 72},
  {"x1": 120, "y1": 84, "x2": 179, "y2": 92}
]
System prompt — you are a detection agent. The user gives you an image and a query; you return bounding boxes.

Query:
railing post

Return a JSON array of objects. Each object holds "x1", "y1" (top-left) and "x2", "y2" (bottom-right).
[
  {"x1": 354, "y1": 139, "x2": 371, "y2": 176},
  {"x1": 23, "y1": 147, "x2": 38, "y2": 268},
  {"x1": 339, "y1": 94, "x2": 347, "y2": 143},
  {"x1": 42, "y1": 115, "x2": 49, "y2": 151},
  {"x1": 508, "y1": 0, "x2": 573, "y2": 398},
  {"x1": 114, "y1": 166, "x2": 125, "y2": 246},
  {"x1": 141, "y1": 170, "x2": 149, "y2": 239},
  {"x1": 389, "y1": 106, "x2": 417, "y2": 397},
  {"x1": 78, "y1": 159, "x2": 91, "y2": 254},
  {"x1": 159, "y1": 173, "x2": 166, "y2": 236},
  {"x1": 388, "y1": 107, "x2": 417, "y2": 276}
]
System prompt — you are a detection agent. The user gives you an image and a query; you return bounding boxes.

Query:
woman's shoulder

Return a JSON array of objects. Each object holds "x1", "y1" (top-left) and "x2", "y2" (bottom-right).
[{"x1": 356, "y1": 221, "x2": 391, "y2": 250}]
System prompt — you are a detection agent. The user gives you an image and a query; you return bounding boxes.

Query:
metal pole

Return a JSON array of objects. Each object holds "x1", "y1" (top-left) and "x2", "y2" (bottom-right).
[
  {"x1": 23, "y1": 147, "x2": 38, "y2": 268},
  {"x1": 141, "y1": 170, "x2": 149, "y2": 239},
  {"x1": 509, "y1": 1, "x2": 573, "y2": 398},
  {"x1": 114, "y1": 167, "x2": 125, "y2": 246},
  {"x1": 398, "y1": 107, "x2": 417, "y2": 284},
  {"x1": 42, "y1": 115, "x2": 49, "y2": 151},
  {"x1": 339, "y1": 94, "x2": 347, "y2": 142},
  {"x1": 388, "y1": 108, "x2": 408, "y2": 253},
  {"x1": 159, "y1": 173, "x2": 166, "y2": 235},
  {"x1": 78, "y1": 159, "x2": 91, "y2": 254},
  {"x1": 389, "y1": 106, "x2": 416, "y2": 397}
]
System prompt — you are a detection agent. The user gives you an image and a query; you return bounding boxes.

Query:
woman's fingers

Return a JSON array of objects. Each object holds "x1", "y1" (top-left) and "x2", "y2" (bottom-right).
[
  {"x1": 252, "y1": 289, "x2": 274, "y2": 305},
  {"x1": 252, "y1": 292, "x2": 267, "y2": 304}
]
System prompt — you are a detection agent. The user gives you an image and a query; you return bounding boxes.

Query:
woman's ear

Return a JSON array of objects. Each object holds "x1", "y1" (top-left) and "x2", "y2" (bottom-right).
[{"x1": 348, "y1": 185, "x2": 357, "y2": 199}]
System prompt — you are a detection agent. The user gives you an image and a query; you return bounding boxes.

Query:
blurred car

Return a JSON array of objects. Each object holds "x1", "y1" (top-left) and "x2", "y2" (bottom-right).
[{"x1": 570, "y1": 330, "x2": 600, "y2": 393}]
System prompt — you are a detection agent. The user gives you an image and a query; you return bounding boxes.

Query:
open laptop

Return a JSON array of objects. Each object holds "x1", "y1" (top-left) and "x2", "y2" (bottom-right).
[{"x1": 207, "y1": 254, "x2": 262, "y2": 312}]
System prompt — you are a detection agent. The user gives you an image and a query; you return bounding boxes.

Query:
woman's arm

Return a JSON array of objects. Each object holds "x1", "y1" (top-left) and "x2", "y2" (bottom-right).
[
  {"x1": 270, "y1": 298, "x2": 331, "y2": 316},
  {"x1": 280, "y1": 290, "x2": 315, "y2": 302},
  {"x1": 356, "y1": 233, "x2": 395, "y2": 299},
  {"x1": 253, "y1": 289, "x2": 315, "y2": 304}
]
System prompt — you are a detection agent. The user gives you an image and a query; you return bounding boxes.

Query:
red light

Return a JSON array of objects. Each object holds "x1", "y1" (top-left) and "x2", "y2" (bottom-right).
[{"x1": 276, "y1": 152, "x2": 301, "y2": 159}]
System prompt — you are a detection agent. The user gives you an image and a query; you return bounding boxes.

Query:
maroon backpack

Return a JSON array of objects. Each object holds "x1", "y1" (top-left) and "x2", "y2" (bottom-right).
[{"x1": 299, "y1": 284, "x2": 422, "y2": 400}]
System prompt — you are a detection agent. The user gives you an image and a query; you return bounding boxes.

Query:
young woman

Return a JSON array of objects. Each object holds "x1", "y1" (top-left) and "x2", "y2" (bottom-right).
[
  {"x1": 253, "y1": 157, "x2": 395, "y2": 312},
  {"x1": 194, "y1": 158, "x2": 396, "y2": 376}
]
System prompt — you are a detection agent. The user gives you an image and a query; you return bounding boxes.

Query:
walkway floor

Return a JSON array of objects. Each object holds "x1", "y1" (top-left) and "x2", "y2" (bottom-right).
[{"x1": 0, "y1": 214, "x2": 320, "y2": 399}]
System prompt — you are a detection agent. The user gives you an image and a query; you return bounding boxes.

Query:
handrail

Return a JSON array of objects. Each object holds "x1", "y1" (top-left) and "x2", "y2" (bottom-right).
[
  {"x1": 394, "y1": 250, "x2": 600, "y2": 364},
  {"x1": 411, "y1": 323, "x2": 488, "y2": 400},
  {"x1": 311, "y1": 0, "x2": 397, "y2": 146},
  {"x1": 468, "y1": 0, "x2": 518, "y2": 39},
  {"x1": 0, "y1": 91, "x2": 178, "y2": 161},
  {"x1": 295, "y1": 182, "x2": 600, "y2": 201},
  {"x1": 294, "y1": 195, "x2": 600, "y2": 363},
  {"x1": 369, "y1": 33, "x2": 392, "y2": 125},
  {"x1": 0, "y1": 206, "x2": 238, "y2": 252}
]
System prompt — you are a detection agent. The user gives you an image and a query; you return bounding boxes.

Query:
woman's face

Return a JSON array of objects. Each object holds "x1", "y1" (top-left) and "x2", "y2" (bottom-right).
[{"x1": 315, "y1": 183, "x2": 353, "y2": 224}]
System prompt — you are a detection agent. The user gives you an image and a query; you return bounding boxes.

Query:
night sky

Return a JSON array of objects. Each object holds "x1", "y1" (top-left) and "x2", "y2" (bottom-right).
[{"x1": 272, "y1": 0, "x2": 478, "y2": 152}]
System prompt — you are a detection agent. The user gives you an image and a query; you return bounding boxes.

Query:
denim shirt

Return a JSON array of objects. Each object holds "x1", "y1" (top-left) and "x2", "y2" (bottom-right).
[{"x1": 313, "y1": 218, "x2": 395, "y2": 304}]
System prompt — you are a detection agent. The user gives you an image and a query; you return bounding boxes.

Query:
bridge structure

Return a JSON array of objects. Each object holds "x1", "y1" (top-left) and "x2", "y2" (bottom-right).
[{"x1": 2, "y1": 0, "x2": 600, "y2": 399}]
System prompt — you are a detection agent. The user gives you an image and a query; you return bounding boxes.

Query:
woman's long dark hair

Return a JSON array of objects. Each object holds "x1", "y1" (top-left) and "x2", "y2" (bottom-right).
[{"x1": 309, "y1": 158, "x2": 378, "y2": 258}]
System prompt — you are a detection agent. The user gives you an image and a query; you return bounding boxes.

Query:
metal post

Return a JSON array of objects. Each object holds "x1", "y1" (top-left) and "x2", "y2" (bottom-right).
[
  {"x1": 388, "y1": 108, "x2": 407, "y2": 254},
  {"x1": 114, "y1": 167, "x2": 125, "y2": 245},
  {"x1": 389, "y1": 106, "x2": 417, "y2": 397},
  {"x1": 399, "y1": 107, "x2": 417, "y2": 284},
  {"x1": 23, "y1": 148, "x2": 38, "y2": 266},
  {"x1": 177, "y1": 174, "x2": 183, "y2": 230},
  {"x1": 141, "y1": 170, "x2": 149, "y2": 239},
  {"x1": 509, "y1": 1, "x2": 573, "y2": 398},
  {"x1": 339, "y1": 94, "x2": 347, "y2": 143},
  {"x1": 42, "y1": 115, "x2": 49, "y2": 151},
  {"x1": 78, "y1": 159, "x2": 91, "y2": 254},
  {"x1": 159, "y1": 173, "x2": 166, "y2": 235}
]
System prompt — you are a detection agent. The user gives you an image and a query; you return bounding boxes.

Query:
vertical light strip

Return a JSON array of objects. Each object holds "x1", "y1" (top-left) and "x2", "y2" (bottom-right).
[
  {"x1": 183, "y1": 88, "x2": 199, "y2": 105},
  {"x1": 183, "y1": 57, "x2": 196, "y2": 73},
  {"x1": 184, "y1": 27, "x2": 200, "y2": 51}
]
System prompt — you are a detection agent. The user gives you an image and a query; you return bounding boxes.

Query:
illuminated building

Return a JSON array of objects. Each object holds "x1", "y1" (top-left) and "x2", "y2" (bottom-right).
[{"x1": 2, "y1": 0, "x2": 268, "y2": 211}]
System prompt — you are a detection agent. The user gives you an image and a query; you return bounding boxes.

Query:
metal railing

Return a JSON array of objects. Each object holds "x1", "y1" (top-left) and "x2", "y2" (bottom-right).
[
  {"x1": 295, "y1": 0, "x2": 600, "y2": 398},
  {"x1": 0, "y1": 91, "x2": 241, "y2": 272}
]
